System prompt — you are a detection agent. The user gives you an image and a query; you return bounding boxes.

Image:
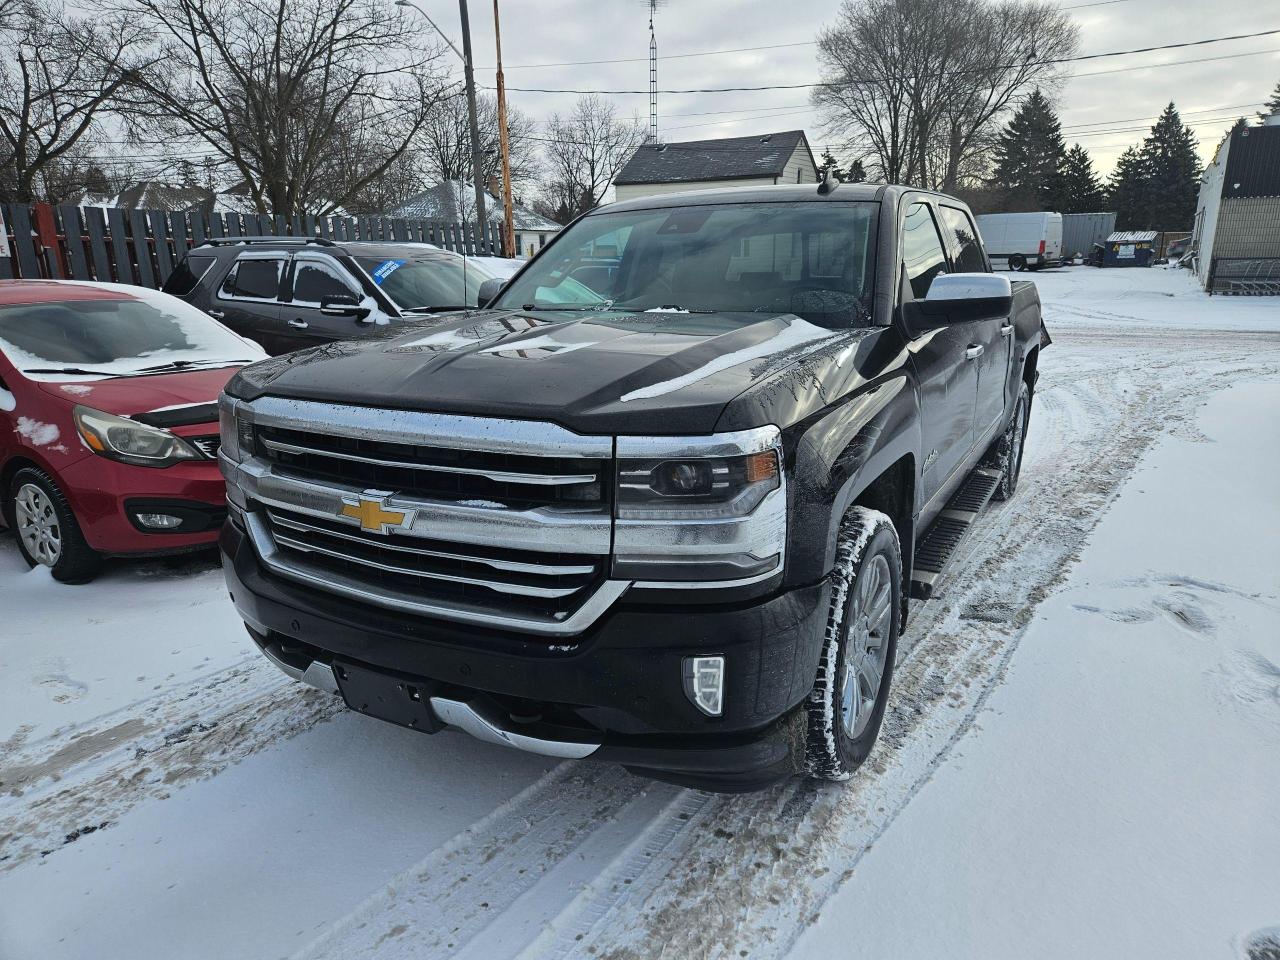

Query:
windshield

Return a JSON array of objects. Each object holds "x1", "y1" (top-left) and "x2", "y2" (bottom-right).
[
  {"x1": 356, "y1": 256, "x2": 495, "y2": 311},
  {"x1": 0, "y1": 287, "x2": 265, "y2": 380},
  {"x1": 494, "y1": 201, "x2": 879, "y2": 328}
]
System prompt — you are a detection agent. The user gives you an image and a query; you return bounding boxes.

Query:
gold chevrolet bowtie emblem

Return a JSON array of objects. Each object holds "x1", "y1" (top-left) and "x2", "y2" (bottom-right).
[{"x1": 339, "y1": 491, "x2": 415, "y2": 535}]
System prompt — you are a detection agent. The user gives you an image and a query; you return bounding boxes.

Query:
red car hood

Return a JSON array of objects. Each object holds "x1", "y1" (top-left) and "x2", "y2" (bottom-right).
[{"x1": 34, "y1": 367, "x2": 243, "y2": 420}]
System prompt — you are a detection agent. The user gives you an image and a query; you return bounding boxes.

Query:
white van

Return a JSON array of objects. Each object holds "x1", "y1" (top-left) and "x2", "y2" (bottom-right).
[{"x1": 974, "y1": 212, "x2": 1063, "y2": 271}]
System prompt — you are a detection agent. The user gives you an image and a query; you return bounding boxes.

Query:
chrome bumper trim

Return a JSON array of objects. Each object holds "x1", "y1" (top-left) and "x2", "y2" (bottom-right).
[
  {"x1": 430, "y1": 697, "x2": 601, "y2": 759},
  {"x1": 240, "y1": 396, "x2": 613, "y2": 459}
]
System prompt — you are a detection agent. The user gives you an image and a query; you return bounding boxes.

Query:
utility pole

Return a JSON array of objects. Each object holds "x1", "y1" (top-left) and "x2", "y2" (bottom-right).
[
  {"x1": 457, "y1": 0, "x2": 489, "y2": 244},
  {"x1": 492, "y1": 0, "x2": 515, "y2": 257}
]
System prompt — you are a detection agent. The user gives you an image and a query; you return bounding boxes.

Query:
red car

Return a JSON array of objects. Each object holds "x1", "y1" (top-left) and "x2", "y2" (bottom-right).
[{"x1": 0, "y1": 280, "x2": 266, "y2": 582}]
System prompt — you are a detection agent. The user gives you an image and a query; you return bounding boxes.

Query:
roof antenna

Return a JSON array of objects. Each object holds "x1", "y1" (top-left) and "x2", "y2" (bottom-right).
[{"x1": 817, "y1": 165, "x2": 837, "y2": 195}]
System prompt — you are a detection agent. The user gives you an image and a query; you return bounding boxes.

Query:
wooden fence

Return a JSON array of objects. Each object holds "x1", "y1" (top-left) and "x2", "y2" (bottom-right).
[{"x1": 0, "y1": 202, "x2": 505, "y2": 289}]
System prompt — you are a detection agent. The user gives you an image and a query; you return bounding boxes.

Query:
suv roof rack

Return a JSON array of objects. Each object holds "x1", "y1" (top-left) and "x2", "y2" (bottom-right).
[{"x1": 197, "y1": 236, "x2": 336, "y2": 248}]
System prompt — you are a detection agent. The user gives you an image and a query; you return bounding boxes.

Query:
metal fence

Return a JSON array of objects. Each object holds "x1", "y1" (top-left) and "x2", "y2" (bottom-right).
[
  {"x1": 0, "y1": 202, "x2": 505, "y2": 289},
  {"x1": 1206, "y1": 257, "x2": 1280, "y2": 296}
]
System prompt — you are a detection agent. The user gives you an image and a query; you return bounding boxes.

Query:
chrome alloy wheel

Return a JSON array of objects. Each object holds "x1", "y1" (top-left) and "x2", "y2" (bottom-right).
[
  {"x1": 840, "y1": 553, "x2": 893, "y2": 739},
  {"x1": 15, "y1": 482, "x2": 62, "y2": 567}
]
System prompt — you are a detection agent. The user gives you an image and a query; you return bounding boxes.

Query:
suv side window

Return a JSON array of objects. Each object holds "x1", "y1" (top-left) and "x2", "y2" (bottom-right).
[
  {"x1": 292, "y1": 258, "x2": 356, "y2": 305},
  {"x1": 901, "y1": 203, "x2": 949, "y2": 300},
  {"x1": 220, "y1": 257, "x2": 284, "y2": 301},
  {"x1": 938, "y1": 206, "x2": 988, "y2": 274}
]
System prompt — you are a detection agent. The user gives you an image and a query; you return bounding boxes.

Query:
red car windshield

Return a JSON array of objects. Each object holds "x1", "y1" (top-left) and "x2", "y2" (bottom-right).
[{"x1": 0, "y1": 292, "x2": 261, "y2": 378}]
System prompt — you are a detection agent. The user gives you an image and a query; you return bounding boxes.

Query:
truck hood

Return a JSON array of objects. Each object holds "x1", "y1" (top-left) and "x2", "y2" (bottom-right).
[{"x1": 228, "y1": 309, "x2": 876, "y2": 434}]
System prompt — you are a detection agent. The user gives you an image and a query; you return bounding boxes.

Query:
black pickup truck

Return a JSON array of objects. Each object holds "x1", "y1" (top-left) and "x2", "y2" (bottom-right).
[{"x1": 217, "y1": 184, "x2": 1046, "y2": 792}]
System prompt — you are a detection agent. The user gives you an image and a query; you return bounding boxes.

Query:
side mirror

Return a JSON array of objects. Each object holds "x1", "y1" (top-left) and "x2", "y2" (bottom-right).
[
  {"x1": 320, "y1": 293, "x2": 371, "y2": 322},
  {"x1": 902, "y1": 273, "x2": 1012, "y2": 335},
  {"x1": 477, "y1": 278, "x2": 505, "y2": 308}
]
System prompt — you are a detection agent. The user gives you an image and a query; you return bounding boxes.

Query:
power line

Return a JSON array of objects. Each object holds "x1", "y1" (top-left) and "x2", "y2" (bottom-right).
[{"x1": 493, "y1": 27, "x2": 1280, "y2": 94}]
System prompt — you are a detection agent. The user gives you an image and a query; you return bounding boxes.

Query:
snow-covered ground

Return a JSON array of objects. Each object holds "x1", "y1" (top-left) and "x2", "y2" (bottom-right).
[{"x1": 1, "y1": 265, "x2": 1277, "y2": 960}]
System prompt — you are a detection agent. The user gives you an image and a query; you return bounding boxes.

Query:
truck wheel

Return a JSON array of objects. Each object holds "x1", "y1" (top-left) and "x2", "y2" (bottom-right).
[
  {"x1": 983, "y1": 380, "x2": 1030, "y2": 501},
  {"x1": 805, "y1": 507, "x2": 902, "y2": 781},
  {"x1": 1009, "y1": 254, "x2": 1027, "y2": 272},
  {"x1": 8, "y1": 468, "x2": 102, "y2": 583}
]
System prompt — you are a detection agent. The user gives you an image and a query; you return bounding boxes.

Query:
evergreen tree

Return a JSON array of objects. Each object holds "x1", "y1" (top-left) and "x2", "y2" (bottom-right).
[
  {"x1": 1107, "y1": 146, "x2": 1148, "y2": 231},
  {"x1": 1139, "y1": 102, "x2": 1200, "y2": 229},
  {"x1": 1060, "y1": 143, "x2": 1104, "y2": 212},
  {"x1": 1260, "y1": 80, "x2": 1280, "y2": 122},
  {"x1": 819, "y1": 150, "x2": 867, "y2": 183},
  {"x1": 990, "y1": 89, "x2": 1070, "y2": 211}
]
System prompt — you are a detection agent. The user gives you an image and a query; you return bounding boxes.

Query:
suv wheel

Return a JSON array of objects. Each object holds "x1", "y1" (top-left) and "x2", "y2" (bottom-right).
[
  {"x1": 804, "y1": 507, "x2": 902, "y2": 781},
  {"x1": 8, "y1": 468, "x2": 102, "y2": 583}
]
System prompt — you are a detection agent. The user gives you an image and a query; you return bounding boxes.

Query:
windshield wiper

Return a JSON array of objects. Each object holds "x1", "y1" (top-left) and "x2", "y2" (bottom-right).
[
  {"x1": 520, "y1": 304, "x2": 612, "y2": 312},
  {"x1": 405, "y1": 305, "x2": 472, "y2": 314},
  {"x1": 21, "y1": 366, "x2": 139, "y2": 377},
  {"x1": 134, "y1": 359, "x2": 255, "y2": 373}
]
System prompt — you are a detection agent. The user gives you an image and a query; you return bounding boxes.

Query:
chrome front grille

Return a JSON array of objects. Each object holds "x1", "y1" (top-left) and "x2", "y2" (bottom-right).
[
  {"x1": 225, "y1": 397, "x2": 623, "y2": 635},
  {"x1": 264, "y1": 506, "x2": 602, "y2": 612},
  {"x1": 254, "y1": 425, "x2": 607, "y2": 508}
]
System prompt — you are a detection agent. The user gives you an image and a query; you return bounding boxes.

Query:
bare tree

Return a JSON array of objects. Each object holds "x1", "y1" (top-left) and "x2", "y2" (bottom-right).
[
  {"x1": 113, "y1": 0, "x2": 454, "y2": 216},
  {"x1": 419, "y1": 92, "x2": 539, "y2": 191},
  {"x1": 813, "y1": 0, "x2": 1078, "y2": 191},
  {"x1": 539, "y1": 95, "x2": 644, "y2": 218},
  {"x1": 0, "y1": 0, "x2": 150, "y2": 202}
]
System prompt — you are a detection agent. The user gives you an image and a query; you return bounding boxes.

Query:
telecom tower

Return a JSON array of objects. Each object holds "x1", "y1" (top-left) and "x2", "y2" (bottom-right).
[{"x1": 643, "y1": 0, "x2": 665, "y2": 142}]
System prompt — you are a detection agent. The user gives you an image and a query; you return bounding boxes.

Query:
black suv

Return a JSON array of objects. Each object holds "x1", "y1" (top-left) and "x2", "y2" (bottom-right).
[{"x1": 163, "y1": 238, "x2": 498, "y2": 355}]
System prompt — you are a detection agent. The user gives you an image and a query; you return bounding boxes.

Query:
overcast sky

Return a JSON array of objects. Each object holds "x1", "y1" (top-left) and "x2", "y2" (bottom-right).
[{"x1": 444, "y1": 0, "x2": 1280, "y2": 178}]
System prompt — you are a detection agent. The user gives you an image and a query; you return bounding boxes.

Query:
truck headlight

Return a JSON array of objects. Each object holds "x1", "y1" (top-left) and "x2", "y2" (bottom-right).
[
  {"x1": 74, "y1": 406, "x2": 202, "y2": 468},
  {"x1": 617, "y1": 449, "x2": 780, "y2": 520},
  {"x1": 218, "y1": 395, "x2": 255, "y2": 463}
]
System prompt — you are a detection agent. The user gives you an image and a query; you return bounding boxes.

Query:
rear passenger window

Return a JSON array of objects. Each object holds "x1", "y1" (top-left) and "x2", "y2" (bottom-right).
[
  {"x1": 226, "y1": 258, "x2": 283, "y2": 300},
  {"x1": 901, "y1": 204, "x2": 948, "y2": 300},
  {"x1": 161, "y1": 254, "x2": 215, "y2": 296},
  {"x1": 939, "y1": 206, "x2": 988, "y2": 274}
]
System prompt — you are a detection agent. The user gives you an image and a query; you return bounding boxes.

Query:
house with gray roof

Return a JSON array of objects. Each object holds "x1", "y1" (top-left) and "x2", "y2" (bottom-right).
[
  {"x1": 390, "y1": 180, "x2": 562, "y2": 258},
  {"x1": 613, "y1": 130, "x2": 818, "y2": 202}
]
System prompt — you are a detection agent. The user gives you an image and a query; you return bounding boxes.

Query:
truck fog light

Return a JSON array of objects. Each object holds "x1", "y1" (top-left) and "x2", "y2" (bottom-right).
[
  {"x1": 682, "y1": 656, "x2": 725, "y2": 717},
  {"x1": 136, "y1": 513, "x2": 183, "y2": 529}
]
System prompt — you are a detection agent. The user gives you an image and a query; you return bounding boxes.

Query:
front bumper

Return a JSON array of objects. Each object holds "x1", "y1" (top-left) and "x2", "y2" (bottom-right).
[
  {"x1": 58, "y1": 455, "x2": 226, "y2": 555},
  {"x1": 222, "y1": 520, "x2": 829, "y2": 791}
]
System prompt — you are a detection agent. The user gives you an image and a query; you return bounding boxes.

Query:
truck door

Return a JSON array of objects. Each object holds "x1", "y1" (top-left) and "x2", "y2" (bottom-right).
[
  {"x1": 900, "y1": 201, "x2": 979, "y2": 507},
  {"x1": 939, "y1": 204, "x2": 1011, "y2": 443}
]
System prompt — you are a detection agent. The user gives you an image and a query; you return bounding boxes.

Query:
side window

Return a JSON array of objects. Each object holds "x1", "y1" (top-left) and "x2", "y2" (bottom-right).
[
  {"x1": 293, "y1": 260, "x2": 355, "y2": 305},
  {"x1": 939, "y1": 206, "x2": 988, "y2": 274},
  {"x1": 901, "y1": 203, "x2": 949, "y2": 300},
  {"x1": 224, "y1": 258, "x2": 283, "y2": 300}
]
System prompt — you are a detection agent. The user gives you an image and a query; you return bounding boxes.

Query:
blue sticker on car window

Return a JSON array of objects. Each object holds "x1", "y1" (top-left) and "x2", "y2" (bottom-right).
[{"x1": 371, "y1": 259, "x2": 406, "y2": 284}]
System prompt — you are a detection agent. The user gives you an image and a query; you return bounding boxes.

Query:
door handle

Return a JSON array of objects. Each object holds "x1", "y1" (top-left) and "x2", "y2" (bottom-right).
[
  {"x1": 207, "y1": 309, "x2": 225, "y2": 319},
  {"x1": 288, "y1": 318, "x2": 309, "y2": 329},
  {"x1": 1000, "y1": 324, "x2": 1014, "y2": 336},
  {"x1": 965, "y1": 345, "x2": 984, "y2": 360}
]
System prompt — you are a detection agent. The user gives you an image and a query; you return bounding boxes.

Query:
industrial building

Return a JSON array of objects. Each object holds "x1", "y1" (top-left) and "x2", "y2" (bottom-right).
[{"x1": 1191, "y1": 117, "x2": 1280, "y2": 294}]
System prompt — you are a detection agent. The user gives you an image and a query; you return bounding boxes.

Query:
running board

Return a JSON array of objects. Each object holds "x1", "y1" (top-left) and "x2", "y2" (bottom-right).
[{"x1": 910, "y1": 467, "x2": 1003, "y2": 600}]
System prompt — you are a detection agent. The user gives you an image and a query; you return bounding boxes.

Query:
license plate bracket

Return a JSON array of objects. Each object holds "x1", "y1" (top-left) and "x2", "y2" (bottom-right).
[{"x1": 333, "y1": 660, "x2": 444, "y2": 733}]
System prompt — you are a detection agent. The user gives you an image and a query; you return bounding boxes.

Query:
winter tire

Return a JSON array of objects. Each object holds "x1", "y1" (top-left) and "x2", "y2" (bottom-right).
[
  {"x1": 1009, "y1": 254, "x2": 1027, "y2": 272},
  {"x1": 8, "y1": 468, "x2": 102, "y2": 583},
  {"x1": 804, "y1": 506, "x2": 902, "y2": 781},
  {"x1": 983, "y1": 380, "x2": 1031, "y2": 501}
]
